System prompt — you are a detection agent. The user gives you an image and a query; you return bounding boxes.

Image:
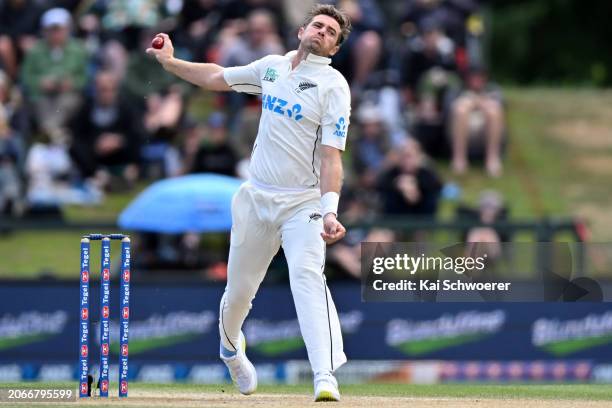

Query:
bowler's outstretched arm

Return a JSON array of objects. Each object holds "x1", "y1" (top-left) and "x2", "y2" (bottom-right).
[{"x1": 146, "y1": 33, "x2": 231, "y2": 92}]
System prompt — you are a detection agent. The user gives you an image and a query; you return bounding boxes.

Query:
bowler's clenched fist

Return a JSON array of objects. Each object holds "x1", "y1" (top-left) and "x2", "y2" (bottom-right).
[{"x1": 321, "y1": 213, "x2": 346, "y2": 244}]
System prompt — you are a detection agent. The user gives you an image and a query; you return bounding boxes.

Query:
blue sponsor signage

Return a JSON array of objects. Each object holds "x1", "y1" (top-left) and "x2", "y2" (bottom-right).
[{"x1": 1, "y1": 282, "x2": 612, "y2": 371}]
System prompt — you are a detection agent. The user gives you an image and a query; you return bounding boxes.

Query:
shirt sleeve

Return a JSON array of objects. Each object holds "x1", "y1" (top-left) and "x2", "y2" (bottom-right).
[
  {"x1": 321, "y1": 79, "x2": 351, "y2": 151},
  {"x1": 222, "y1": 56, "x2": 270, "y2": 95}
]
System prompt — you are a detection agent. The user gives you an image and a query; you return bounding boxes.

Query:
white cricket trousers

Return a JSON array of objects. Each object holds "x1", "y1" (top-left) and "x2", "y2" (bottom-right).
[{"x1": 218, "y1": 180, "x2": 347, "y2": 374}]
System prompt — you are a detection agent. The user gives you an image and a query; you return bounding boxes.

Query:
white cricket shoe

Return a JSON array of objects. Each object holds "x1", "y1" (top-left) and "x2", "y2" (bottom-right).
[
  {"x1": 314, "y1": 372, "x2": 340, "y2": 402},
  {"x1": 220, "y1": 332, "x2": 257, "y2": 395}
]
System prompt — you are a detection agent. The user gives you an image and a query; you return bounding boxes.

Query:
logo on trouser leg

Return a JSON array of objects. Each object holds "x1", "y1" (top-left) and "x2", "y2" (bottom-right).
[{"x1": 309, "y1": 213, "x2": 322, "y2": 222}]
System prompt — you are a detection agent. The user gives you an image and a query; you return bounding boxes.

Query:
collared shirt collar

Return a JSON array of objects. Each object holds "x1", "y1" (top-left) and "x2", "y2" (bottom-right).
[{"x1": 285, "y1": 50, "x2": 332, "y2": 66}]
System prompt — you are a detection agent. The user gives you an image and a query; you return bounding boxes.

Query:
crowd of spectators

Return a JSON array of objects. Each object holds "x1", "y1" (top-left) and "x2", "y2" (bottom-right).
[{"x1": 0, "y1": 0, "x2": 508, "y2": 278}]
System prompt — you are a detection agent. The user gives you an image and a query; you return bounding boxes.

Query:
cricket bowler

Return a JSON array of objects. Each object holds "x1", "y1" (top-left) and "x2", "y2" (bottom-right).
[{"x1": 147, "y1": 4, "x2": 352, "y2": 401}]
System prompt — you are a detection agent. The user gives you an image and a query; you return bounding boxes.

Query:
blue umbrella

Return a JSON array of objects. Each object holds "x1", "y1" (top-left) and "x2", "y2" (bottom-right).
[{"x1": 118, "y1": 174, "x2": 243, "y2": 233}]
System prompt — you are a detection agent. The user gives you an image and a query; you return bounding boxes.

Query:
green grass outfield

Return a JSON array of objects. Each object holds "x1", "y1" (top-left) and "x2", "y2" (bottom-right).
[{"x1": 3, "y1": 382, "x2": 612, "y2": 400}]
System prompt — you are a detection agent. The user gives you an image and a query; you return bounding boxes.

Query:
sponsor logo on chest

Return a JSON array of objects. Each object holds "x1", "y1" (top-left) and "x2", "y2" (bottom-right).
[{"x1": 263, "y1": 68, "x2": 279, "y2": 82}]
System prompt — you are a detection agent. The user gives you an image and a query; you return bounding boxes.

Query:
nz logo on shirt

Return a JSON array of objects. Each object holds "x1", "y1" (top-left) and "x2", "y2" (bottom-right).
[
  {"x1": 263, "y1": 67, "x2": 279, "y2": 82},
  {"x1": 333, "y1": 117, "x2": 347, "y2": 138},
  {"x1": 295, "y1": 81, "x2": 317, "y2": 93},
  {"x1": 262, "y1": 93, "x2": 304, "y2": 121}
]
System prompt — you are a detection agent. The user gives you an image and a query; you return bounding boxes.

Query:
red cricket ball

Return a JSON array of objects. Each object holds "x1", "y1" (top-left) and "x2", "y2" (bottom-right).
[{"x1": 151, "y1": 36, "x2": 164, "y2": 49}]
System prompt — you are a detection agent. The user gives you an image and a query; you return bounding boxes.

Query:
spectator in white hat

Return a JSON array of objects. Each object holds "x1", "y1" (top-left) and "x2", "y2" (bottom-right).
[{"x1": 21, "y1": 7, "x2": 88, "y2": 142}]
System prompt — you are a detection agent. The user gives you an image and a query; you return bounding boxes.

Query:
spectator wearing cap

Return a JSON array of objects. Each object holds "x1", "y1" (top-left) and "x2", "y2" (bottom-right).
[
  {"x1": 21, "y1": 7, "x2": 87, "y2": 141},
  {"x1": 450, "y1": 66, "x2": 505, "y2": 177},
  {"x1": 376, "y1": 138, "x2": 442, "y2": 217},
  {"x1": 185, "y1": 112, "x2": 239, "y2": 177}
]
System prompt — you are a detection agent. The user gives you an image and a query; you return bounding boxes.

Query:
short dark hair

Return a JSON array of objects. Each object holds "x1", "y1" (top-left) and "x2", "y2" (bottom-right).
[{"x1": 302, "y1": 4, "x2": 351, "y2": 46}]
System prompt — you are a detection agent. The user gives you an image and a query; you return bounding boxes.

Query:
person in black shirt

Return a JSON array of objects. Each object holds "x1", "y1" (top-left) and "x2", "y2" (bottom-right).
[
  {"x1": 377, "y1": 138, "x2": 442, "y2": 216},
  {"x1": 68, "y1": 70, "x2": 142, "y2": 188},
  {"x1": 187, "y1": 112, "x2": 238, "y2": 177}
]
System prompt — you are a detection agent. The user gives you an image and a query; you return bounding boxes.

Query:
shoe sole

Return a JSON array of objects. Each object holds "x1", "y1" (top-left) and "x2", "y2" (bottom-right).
[{"x1": 315, "y1": 391, "x2": 340, "y2": 402}]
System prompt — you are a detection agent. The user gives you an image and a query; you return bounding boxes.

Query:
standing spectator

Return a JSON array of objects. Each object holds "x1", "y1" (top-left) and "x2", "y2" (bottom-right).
[
  {"x1": 449, "y1": 66, "x2": 504, "y2": 176},
  {"x1": 377, "y1": 138, "x2": 442, "y2": 216},
  {"x1": 68, "y1": 71, "x2": 142, "y2": 190},
  {"x1": 21, "y1": 7, "x2": 87, "y2": 141}
]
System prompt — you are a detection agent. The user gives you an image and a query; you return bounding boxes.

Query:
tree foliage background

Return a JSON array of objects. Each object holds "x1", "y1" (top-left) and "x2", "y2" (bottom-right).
[{"x1": 488, "y1": 0, "x2": 612, "y2": 86}]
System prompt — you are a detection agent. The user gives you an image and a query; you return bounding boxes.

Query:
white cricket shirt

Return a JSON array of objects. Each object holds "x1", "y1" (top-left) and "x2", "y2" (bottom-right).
[{"x1": 223, "y1": 50, "x2": 351, "y2": 189}]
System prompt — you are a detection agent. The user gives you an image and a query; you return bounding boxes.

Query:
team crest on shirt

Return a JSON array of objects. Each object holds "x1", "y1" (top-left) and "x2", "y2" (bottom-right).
[
  {"x1": 295, "y1": 81, "x2": 317, "y2": 93},
  {"x1": 333, "y1": 117, "x2": 347, "y2": 138},
  {"x1": 263, "y1": 68, "x2": 279, "y2": 82}
]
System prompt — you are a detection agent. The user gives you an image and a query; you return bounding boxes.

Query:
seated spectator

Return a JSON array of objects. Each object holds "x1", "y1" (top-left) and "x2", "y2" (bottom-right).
[
  {"x1": 401, "y1": 0, "x2": 479, "y2": 51},
  {"x1": 400, "y1": 19, "x2": 456, "y2": 108},
  {"x1": 376, "y1": 138, "x2": 442, "y2": 217},
  {"x1": 449, "y1": 66, "x2": 505, "y2": 177},
  {"x1": 184, "y1": 112, "x2": 239, "y2": 177},
  {"x1": 218, "y1": 9, "x2": 284, "y2": 66},
  {"x1": 83, "y1": 0, "x2": 166, "y2": 80},
  {"x1": 0, "y1": 0, "x2": 41, "y2": 79},
  {"x1": 221, "y1": 0, "x2": 285, "y2": 28},
  {"x1": 0, "y1": 70, "x2": 26, "y2": 215},
  {"x1": 25, "y1": 127, "x2": 101, "y2": 209},
  {"x1": 217, "y1": 9, "x2": 285, "y2": 125},
  {"x1": 0, "y1": 108, "x2": 22, "y2": 216},
  {"x1": 331, "y1": 0, "x2": 384, "y2": 93},
  {"x1": 463, "y1": 190, "x2": 508, "y2": 264},
  {"x1": 351, "y1": 103, "x2": 393, "y2": 189},
  {"x1": 68, "y1": 71, "x2": 142, "y2": 190},
  {"x1": 125, "y1": 29, "x2": 187, "y2": 113},
  {"x1": 21, "y1": 7, "x2": 87, "y2": 142},
  {"x1": 171, "y1": 0, "x2": 224, "y2": 62},
  {"x1": 400, "y1": 20, "x2": 460, "y2": 157}
]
